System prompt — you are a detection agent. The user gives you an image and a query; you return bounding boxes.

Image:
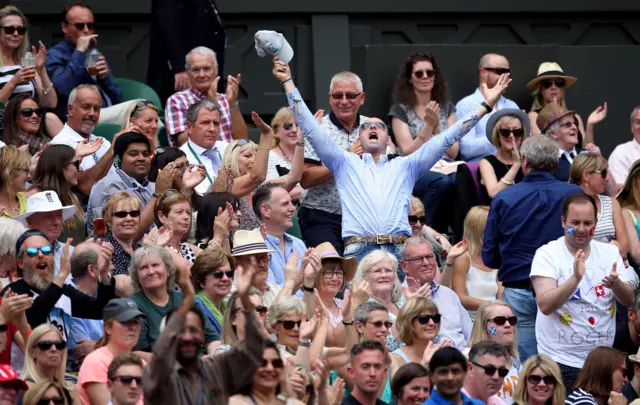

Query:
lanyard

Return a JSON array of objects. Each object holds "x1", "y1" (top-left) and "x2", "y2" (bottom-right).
[
  {"x1": 187, "y1": 143, "x2": 219, "y2": 184},
  {"x1": 181, "y1": 366, "x2": 206, "y2": 405}
]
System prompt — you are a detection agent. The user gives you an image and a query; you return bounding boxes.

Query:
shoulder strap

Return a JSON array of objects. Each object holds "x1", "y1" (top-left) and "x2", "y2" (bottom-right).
[{"x1": 628, "y1": 209, "x2": 638, "y2": 226}]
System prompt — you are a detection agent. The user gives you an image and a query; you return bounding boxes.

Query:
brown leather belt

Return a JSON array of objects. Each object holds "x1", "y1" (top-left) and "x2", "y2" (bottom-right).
[{"x1": 344, "y1": 235, "x2": 409, "y2": 246}]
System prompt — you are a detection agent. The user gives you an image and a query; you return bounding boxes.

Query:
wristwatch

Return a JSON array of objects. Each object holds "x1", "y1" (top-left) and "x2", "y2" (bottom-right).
[{"x1": 302, "y1": 285, "x2": 314, "y2": 293}]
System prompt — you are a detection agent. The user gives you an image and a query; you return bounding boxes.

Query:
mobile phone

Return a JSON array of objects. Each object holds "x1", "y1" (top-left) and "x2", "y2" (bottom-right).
[{"x1": 94, "y1": 218, "x2": 106, "y2": 237}]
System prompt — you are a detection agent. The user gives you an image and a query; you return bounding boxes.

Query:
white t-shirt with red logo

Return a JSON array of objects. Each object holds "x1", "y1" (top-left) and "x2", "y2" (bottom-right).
[{"x1": 530, "y1": 237, "x2": 639, "y2": 368}]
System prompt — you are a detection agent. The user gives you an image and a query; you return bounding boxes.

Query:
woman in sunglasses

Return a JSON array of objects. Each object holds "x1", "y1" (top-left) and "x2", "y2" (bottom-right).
[
  {"x1": 2, "y1": 94, "x2": 61, "y2": 155},
  {"x1": 478, "y1": 109, "x2": 529, "y2": 200},
  {"x1": 266, "y1": 296, "x2": 318, "y2": 363},
  {"x1": 566, "y1": 347, "x2": 627, "y2": 405},
  {"x1": 465, "y1": 301, "x2": 519, "y2": 404},
  {"x1": 0, "y1": 146, "x2": 30, "y2": 219},
  {"x1": 21, "y1": 324, "x2": 77, "y2": 404},
  {"x1": 121, "y1": 100, "x2": 160, "y2": 150},
  {"x1": 569, "y1": 153, "x2": 628, "y2": 258},
  {"x1": 154, "y1": 191, "x2": 201, "y2": 264},
  {"x1": 391, "y1": 363, "x2": 431, "y2": 405},
  {"x1": 22, "y1": 381, "x2": 69, "y2": 405},
  {"x1": 513, "y1": 354, "x2": 564, "y2": 405}
]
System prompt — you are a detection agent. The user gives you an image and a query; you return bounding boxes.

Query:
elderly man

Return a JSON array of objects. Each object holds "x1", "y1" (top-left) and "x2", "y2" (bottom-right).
[
  {"x1": 455, "y1": 53, "x2": 519, "y2": 162},
  {"x1": 609, "y1": 106, "x2": 640, "y2": 189},
  {"x1": 0, "y1": 230, "x2": 115, "y2": 339},
  {"x1": 482, "y1": 135, "x2": 583, "y2": 362},
  {"x1": 165, "y1": 46, "x2": 247, "y2": 146},
  {"x1": 463, "y1": 342, "x2": 510, "y2": 405},
  {"x1": 273, "y1": 58, "x2": 511, "y2": 265},
  {"x1": 531, "y1": 192, "x2": 638, "y2": 390},
  {"x1": 399, "y1": 237, "x2": 471, "y2": 348}
]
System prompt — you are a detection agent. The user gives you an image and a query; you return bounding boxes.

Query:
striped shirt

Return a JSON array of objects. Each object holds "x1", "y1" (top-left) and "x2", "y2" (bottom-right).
[
  {"x1": 566, "y1": 389, "x2": 599, "y2": 405},
  {"x1": 593, "y1": 194, "x2": 616, "y2": 243},
  {"x1": 0, "y1": 65, "x2": 35, "y2": 98}
]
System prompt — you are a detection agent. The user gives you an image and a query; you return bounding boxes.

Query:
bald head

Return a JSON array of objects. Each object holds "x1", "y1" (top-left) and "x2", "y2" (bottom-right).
[
  {"x1": 70, "y1": 240, "x2": 100, "y2": 281},
  {"x1": 479, "y1": 53, "x2": 510, "y2": 88}
]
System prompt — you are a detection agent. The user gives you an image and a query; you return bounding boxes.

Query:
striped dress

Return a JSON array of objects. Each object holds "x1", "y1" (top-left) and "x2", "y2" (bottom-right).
[
  {"x1": 593, "y1": 194, "x2": 616, "y2": 243},
  {"x1": 0, "y1": 65, "x2": 36, "y2": 132}
]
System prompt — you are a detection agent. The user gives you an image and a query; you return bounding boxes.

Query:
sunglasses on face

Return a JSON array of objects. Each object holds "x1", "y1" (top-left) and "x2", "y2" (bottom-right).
[
  {"x1": 67, "y1": 160, "x2": 81, "y2": 170},
  {"x1": 23, "y1": 246, "x2": 53, "y2": 257},
  {"x1": 527, "y1": 374, "x2": 556, "y2": 385},
  {"x1": 595, "y1": 168, "x2": 608, "y2": 178},
  {"x1": 541, "y1": 79, "x2": 565, "y2": 89},
  {"x1": 483, "y1": 67, "x2": 511, "y2": 75},
  {"x1": 366, "y1": 320, "x2": 393, "y2": 329},
  {"x1": 330, "y1": 92, "x2": 361, "y2": 100},
  {"x1": 0, "y1": 26, "x2": 26, "y2": 35},
  {"x1": 211, "y1": 270, "x2": 234, "y2": 279},
  {"x1": 490, "y1": 316, "x2": 518, "y2": 326},
  {"x1": 37, "y1": 397, "x2": 65, "y2": 405},
  {"x1": 282, "y1": 123, "x2": 296, "y2": 131},
  {"x1": 68, "y1": 22, "x2": 95, "y2": 30},
  {"x1": 558, "y1": 120, "x2": 576, "y2": 129},
  {"x1": 34, "y1": 340, "x2": 66, "y2": 351},
  {"x1": 413, "y1": 314, "x2": 441, "y2": 324},
  {"x1": 276, "y1": 320, "x2": 301, "y2": 330},
  {"x1": 360, "y1": 121, "x2": 387, "y2": 131},
  {"x1": 256, "y1": 306, "x2": 268, "y2": 316},
  {"x1": 113, "y1": 210, "x2": 141, "y2": 219},
  {"x1": 20, "y1": 108, "x2": 43, "y2": 118},
  {"x1": 498, "y1": 128, "x2": 525, "y2": 138},
  {"x1": 413, "y1": 69, "x2": 436, "y2": 79},
  {"x1": 472, "y1": 362, "x2": 510, "y2": 378},
  {"x1": 408, "y1": 215, "x2": 426, "y2": 224},
  {"x1": 262, "y1": 358, "x2": 284, "y2": 369},
  {"x1": 111, "y1": 375, "x2": 143, "y2": 385}
]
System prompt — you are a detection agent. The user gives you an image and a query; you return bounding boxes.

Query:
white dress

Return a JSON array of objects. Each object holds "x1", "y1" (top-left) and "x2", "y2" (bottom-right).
[{"x1": 465, "y1": 258, "x2": 498, "y2": 321}]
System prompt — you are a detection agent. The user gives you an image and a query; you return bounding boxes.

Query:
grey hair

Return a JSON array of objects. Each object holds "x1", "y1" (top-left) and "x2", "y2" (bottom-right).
[
  {"x1": 185, "y1": 46, "x2": 218, "y2": 70},
  {"x1": 468, "y1": 341, "x2": 511, "y2": 366},
  {"x1": 354, "y1": 250, "x2": 402, "y2": 303},
  {"x1": 68, "y1": 84, "x2": 100, "y2": 107},
  {"x1": 520, "y1": 134, "x2": 558, "y2": 173},
  {"x1": 399, "y1": 237, "x2": 431, "y2": 260},
  {"x1": 0, "y1": 218, "x2": 26, "y2": 257},
  {"x1": 265, "y1": 296, "x2": 306, "y2": 328},
  {"x1": 354, "y1": 301, "x2": 387, "y2": 324},
  {"x1": 186, "y1": 99, "x2": 220, "y2": 126},
  {"x1": 70, "y1": 248, "x2": 98, "y2": 281},
  {"x1": 631, "y1": 106, "x2": 640, "y2": 121},
  {"x1": 329, "y1": 71, "x2": 363, "y2": 93},
  {"x1": 544, "y1": 120, "x2": 559, "y2": 136},
  {"x1": 128, "y1": 245, "x2": 176, "y2": 293}
]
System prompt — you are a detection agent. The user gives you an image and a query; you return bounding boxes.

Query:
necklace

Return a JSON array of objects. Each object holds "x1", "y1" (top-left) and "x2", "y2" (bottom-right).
[{"x1": 278, "y1": 146, "x2": 291, "y2": 161}]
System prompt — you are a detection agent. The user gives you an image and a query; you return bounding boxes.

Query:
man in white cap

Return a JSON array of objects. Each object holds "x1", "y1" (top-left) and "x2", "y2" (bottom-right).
[{"x1": 15, "y1": 190, "x2": 77, "y2": 278}]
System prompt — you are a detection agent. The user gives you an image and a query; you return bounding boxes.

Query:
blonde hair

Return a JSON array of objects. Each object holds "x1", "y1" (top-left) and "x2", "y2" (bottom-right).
[
  {"x1": 102, "y1": 191, "x2": 142, "y2": 229},
  {"x1": 354, "y1": 250, "x2": 402, "y2": 303},
  {"x1": 513, "y1": 354, "x2": 565, "y2": 405},
  {"x1": 0, "y1": 6, "x2": 30, "y2": 68},
  {"x1": 468, "y1": 300, "x2": 519, "y2": 358},
  {"x1": 0, "y1": 146, "x2": 30, "y2": 194},
  {"x1": 121, "y1": 100, "x2": 160, "y2": 148},
  {"x1": 410, "y1": 197, "x2": 424, "y2": 216},
  {"x1": 530, "y1": 85, "x2": 568, "y2": 112},
  {"x1": 463, "y1": 206, "x2": 490, "y2": 258},
  {"x1": 490, "y1": 115, "x2": 524, "y2": 148},
  {"x1": 395, "y1": 297, "x2": 440, "y2": 345},
  {"x1": 569, "y1": 153, "x2": 607, "y2": 185},
  {"x1": 221, "y1": 140, "x2": 258, "y2": 179},
  {"x1": 221, "y1": 288, "x2": 261, "y2": 345},
  {"x1": 22, "y1": 380, "x2": 68, "y2": 405},
  {"x1": 270, "y1": 107, "x2": 296, "y2": 149},
  {"x1": 21, "y1": 324, "x2": 68, "y2": 385}
]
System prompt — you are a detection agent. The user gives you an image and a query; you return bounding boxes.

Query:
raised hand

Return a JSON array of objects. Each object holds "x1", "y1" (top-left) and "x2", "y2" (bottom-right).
[
  {"x1": 340, "y1": 284, "x2": 353, "y2": 319},
  {"x1": 403, "y1": 281, "x2": 431, "y2": 300},
  {"x1": 303, "y1": 250, "x2": 322, "y2": 288},
  {"x1": 236, "y1": 258, "x2": 258, "y2": 300},
  {"x1": 480, "y1": 73, "x2": 512, "y2": 107},
  {"x1": 573, "y1": 249, "x2": 586, "y2": 281},
  {"x1": 76, "y1": 137, "x2": 103, "y2": 158},
  {"x1": 97, "y1": 241, "x2": 114, "y2": 274},
  {"x1": 0, "y1": 288, "x2": 33, "y2": 322},
  {"x1": 273, "y1": 57, "x2": 292, "y2": 82},
  {"x1": 175, "y1": 259, "x2": 194, "y2": 297},
  {"x1": 33, "y1": 42, "x2": 47, "y2": 72},
  {"x1": 207, "y1": 76, "x2": 221, "y2": 100},
  {"x1": 251, "y1": 111, "x2": 274, "y2": 136},
  {"x1": 58, "y1": 238, "x2": 73, "y2": 281},
  {"x1": 212, "y1": 164, "x2": 233, "y2": 193},
  {"x1": 424, "y1": 101, "x2": 440, "y2": 132},
  {"x1": 447, "y1": 239, "x2": 469, "y2": 262},
  {"x1": 155, "y1": 162, "x2": 177, "y2": 194},
  {"x1": 299, "y1": 309, "x2": 319, "y2": 340},
  {"x1": 212, "y1": 206, "x2": 231, "y2": 239},
  {"x1": 583, "y1": 143, "x2": 602, "y2": 156},
  {"x1": 602, "y1": 262, "x2": 619, "y2": 288},
  {"x1": 157, "y1": 224, "x2": 173, "y2": 247},
  {"x1": 181, "y1": 164, "x2": 206, "y2": 190},
  {"x1": 112, "y1": 126, "x2": 142, "y2": 145},
  {"x1": 421, "y1": 339, "x2": 452, "y2": 367},
  {"x1": 326, "y1": 376, "x2": 345, "y2": 405},
  {"x1": 313, "y1": 109, "x2": 325, "y2": 125},
  {"x1": 587, "y1": 102, "x2": 608, "y2": 126},
  {"x1": 283, "y1": 251, "x2": 302, "y2": 286},
  {"x1": 226, "y1": 74, "x2": 241, "y2": 106},
  {"x1": 434, "y1": 234, "x2": 452, "y2": 258},
  {"x1": 351, "y1": 280, "x2": 372, "y2": 307}
]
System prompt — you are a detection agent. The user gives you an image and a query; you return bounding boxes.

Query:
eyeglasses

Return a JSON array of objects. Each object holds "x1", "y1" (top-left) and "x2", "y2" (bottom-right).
[
  {"x1": 527, "y1": 374, "x2": 556, "y2": 385},
  {"x1": 365, "y1": 320, "x2": 393, "y2": 329},
  {"x1": 360, "y1": 121, "x2": 387, "y2": 132},
  {"x1": 37, "y1": 397, "x2": 65, "y2": 405},
  {"x1": 211, "y1": 270, "x2": 234, "y2": 279},
  {"x1": 262, "y1": 358, "x2": 284, "y2": 369},
  {"x1": 408, "y1": 215, "x2": 426, "y2": 224},
  {"x1": 188, "y1": 66, "x2": 214, "y2": 75},
  {"x1": 256, "y1": 306, "x2": 268, "y2": 316},
  {"x1": 595, "y1": 168, "x2": 608, "y2": 178},
  {"x1": 471, "y1": 362, "x2": 510, "y2": 378},
  {"x1": 68, "y1": 22, "x2": 95, "y2": 30},
  {"x1": 330, "y1": 92, "x2": 362, "y2": 100},
  {"x1": 67, "y1": 160, "x2": 81, "y2": 170},
  {"x1": 483, "y1": 67, "x2": 511, "y2": 75},
  {"x1": 498, "y1": 128, "x2": 525, "y2": 138},
  {"x1": 113, "y1": 210, "x2": 141, "y2": 218},
  {"x1": 323, "y1": 270, "x2": 344, "y2": 279},
  {"x1": 0, "y1": 26, "x2": 27, "y2": 35},
  {"x1": 23, "y1": 246, "x2": 53, "y2": 257},
  {"x1": 490, "y1": 316, "x2": 518, "y2": 326},
  {"x1": 276, "y1": 320, "x2": 301, "y2": 330},
  {"x1": 111, "y1": 375, "x2": 143, "y2": 385},
  {"x1": 558, "y1": 120, "x2": 576, "y2": 129},
  {"x1": 232, "y1": 138, "x2": 250, "y2": 151},
  {"x1": 404, "y1": 254, "x2": 437, "y2": 264},
  {"x1": 541, "y1": 79, "x2": 566, "y2": 89},
  {"x1": 413, "y1": 314, "x2": 441, "y2": 324},
  {"x1": 413, "y1": 69, "x2": 436, "y2": 79},
  {"x1": 255, "y1": 253, "x2": 271, "y2": 264},
  {"x1": 34, "y1": 340, "x2": 66, "y2": 351},
  {"x1": 20, "y1": 108, "x2": 43, "y2": 118},
  {"x1": 282, "y1": 123, "x2": 296, "y2": 131}
]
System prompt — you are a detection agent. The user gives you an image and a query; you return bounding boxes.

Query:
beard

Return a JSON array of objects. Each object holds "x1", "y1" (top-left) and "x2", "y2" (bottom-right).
[{"x1": 24, "y1": 267, "x2": 53, "y2": 291}]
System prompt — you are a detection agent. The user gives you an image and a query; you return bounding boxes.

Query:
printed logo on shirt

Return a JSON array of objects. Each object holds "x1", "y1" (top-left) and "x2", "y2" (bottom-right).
[
  {"x1": 569, "y1": 289, "x2": 581, "y2": 301},
  {"x1": 595, "y1": 284, "x2": 606, "y2": 297}
]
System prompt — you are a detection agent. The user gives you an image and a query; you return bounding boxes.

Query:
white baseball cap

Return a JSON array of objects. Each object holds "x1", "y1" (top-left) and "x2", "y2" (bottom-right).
[
  {"x1": 254, "y1": 30, "x2": 294, "y2": 64},
  {"x1": 15, "y1": 191, "x2": 77, "y2": 225}
]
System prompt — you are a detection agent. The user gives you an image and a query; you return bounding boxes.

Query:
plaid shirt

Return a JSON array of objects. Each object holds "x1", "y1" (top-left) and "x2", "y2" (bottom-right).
[{"x1": 164, "y1": 88, "x2": 233, "y2": 145}]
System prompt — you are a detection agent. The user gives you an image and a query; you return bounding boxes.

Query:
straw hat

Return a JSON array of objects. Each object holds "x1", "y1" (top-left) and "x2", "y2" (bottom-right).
[
  {"x1": 526, "y1": 62, "x2": 577, "y2": 93},
  {"x1": 536, "y1": 102, "x2": 576, "y2": 133},
  {"x1": 231, "y1": 229, "x2": 277, "y2": 257},
  {"x1": 629, "y1": 345, "x2": 640, "y2": 363},
  {"x1": 313, "y1": 242, "x2": 357, "y2": 284}
]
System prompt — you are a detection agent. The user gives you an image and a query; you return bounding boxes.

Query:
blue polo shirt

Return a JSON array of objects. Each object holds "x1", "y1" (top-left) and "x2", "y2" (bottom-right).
[{"x1": 424, "y1": 389, "x2": 484, "y2": 405}]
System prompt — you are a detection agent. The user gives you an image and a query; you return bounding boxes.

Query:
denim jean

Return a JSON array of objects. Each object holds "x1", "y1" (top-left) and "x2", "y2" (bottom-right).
[
  {"x1": 343, "y1": 242, "x2": 405, "y2": 283},
  {"x1": 502, "y1": 287, "x2": 538, "y2": 363}
]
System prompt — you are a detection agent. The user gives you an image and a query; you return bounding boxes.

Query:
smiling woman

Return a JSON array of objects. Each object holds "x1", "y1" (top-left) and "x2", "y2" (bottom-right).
[{"x1": 154, "y1": 191, "x2": 201, "y2": 264}]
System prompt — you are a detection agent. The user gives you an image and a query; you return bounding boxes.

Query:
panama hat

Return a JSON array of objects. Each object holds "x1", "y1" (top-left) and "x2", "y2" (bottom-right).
[
  {"x1": 231, "y1": 229, "x2": 277, "y2": 257},
  {"x1": 526, "y1": 62, "x2": 577, "y2": 93}
]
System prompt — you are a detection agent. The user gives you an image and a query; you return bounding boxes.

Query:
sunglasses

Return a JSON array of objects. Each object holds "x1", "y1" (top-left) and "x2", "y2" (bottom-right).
[
  {"x1": 1, "y1": 26, "x2": 27, "y2": 35},
  {"x1": 483, "y1": 67, "x2": 511, "y2": 75},
  {"x1": 113, "y1": 210, "x2": 141, "y2": 218},
  {"x1": 414, "y1": 314, "x2": 441, "y2": 324},
  {"x1": 111, "y1": 375, "x2": 143, "y2": 385},
  {"x1": 67, "y1": 160, "x2": 81, "y2": 170},
  {"x1": 282, "y1": 123, "x2": 296, "y2": 131},
  {"x1": 541, "y1": 79, "x2": 565, "y2": 89},
  {"x1": 68, "y1": 22, "x2": 95, "y2": 30},
  {"x1": 498, "y1": 128, "x2": 525, "y2": 138},
  {"x1": 211, "y1": 270, "x2": 234, "y2": 279},
  {"x1": 37, "y1": 397, "x2": 65, "y2": 405},
  {"x1": 330, "y1": 92, "x2": 361, "y2": 100},
  {"x1": 413, "y1": 69, "x2": 436, "y2": 79},
  {"x1": 23, "y1": 246, "x2": 53, "y2": 257},
  {"x1": 262, "y1": 358, "x2": 284, "y2": 369},
  {"x1": 360, "y1": 122, "x2": 387, "y2": 131},
  {"x1": 35, "y1": 340, "x2": 66, "y2": 351},
  {"x1": 134, "y1": 100, "x2": 156, "y2": 113},
  {"x1": 527, "y1": 374, "x2": 556, "y2": 385},
  {"x1": 276, "y1": 320, "x2": 302, "y2": 330},
  {"x1": 408, "y1": 215, "x2": 426, "y2": 224},
  {"x1": 472, "y1": 362, "x2": 510, "y2": 378},
  {"x1": 256, "y1": 306, "x2": 268, "y2": 316},
  {"x1": 232, "y1": 138, "x2": 250, "y2": 151},
  {"x1": 366, "y1": 320, "x2": 393, "y2": 329},
  {"x1": 558, "y1": 120, "x2": 576, "y2": 129},
  {"x1": 595, "y1": 168, "x2": 608, "y2": 178},
  {"x1": 20, "y1": 108, "x2": 44, "y2": 118},
  {"x1": 490, "y1": 316, "x2": 518, "y2": 326}
]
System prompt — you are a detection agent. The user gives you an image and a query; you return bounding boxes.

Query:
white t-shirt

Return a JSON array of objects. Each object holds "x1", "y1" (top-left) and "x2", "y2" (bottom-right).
[
  {"x1": 531, "y1": 237, "x2": 639, "y2": 368},
  {"x1": 50, "y1": 124, "x2": 112, "y2": 171}
]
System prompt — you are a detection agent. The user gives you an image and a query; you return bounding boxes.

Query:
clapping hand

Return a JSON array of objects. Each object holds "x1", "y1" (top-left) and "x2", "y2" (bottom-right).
[
  {"x1": 299, "y1": 309, "x2": 320, "y2": 340},
  {"x1": 587, "y1": 102, "x2": 608, "y2": 126},
  {"x1": 403, "y1": 281, "x2": 431, "y2": 300},
  {"x1": 424, "y1": 101, "x2": 440, "y2": 133},
  {"x1": 284, "y1": 251, "x2": 302, "y2": 287},
  {"x1": 0, "y1": 288, "x2": 33, "y2": 323},
  {"x1": 59, "y1": 238, "x2": 73, "y2": 281},
  {"x1": 236, "y1": 257, "x2": 258, "y2": 303},
  {"x1": 33, "y1": 41, "x2": 47, "y2": 72},
  {"x1": 480, "y1": 73, "x2": 512, "y2": 107},
  {"x1": 212, "y1": 206, "x2": 231, "y2": 239},
  {"x1": 181, "y1": 164, "x2": 206, "y2": 190},
  {"x1": 421, "y1": 339, "x2": 452, "y2": 367},
  {"x1": 446, "y1": 239, "x2": 469, "y2": 263},
  {"x1": 573, "y1": 249, "x2": 586, "y2": 281},
  {"x1": 602, "y1": 262, "x2": 619, "y2": 288},
  {"x1": 76, "y1": 137, "x2": 103, "y2": 158},
  {"x1": 226, "y1": 74, "x2": 241, "y2": 106}
]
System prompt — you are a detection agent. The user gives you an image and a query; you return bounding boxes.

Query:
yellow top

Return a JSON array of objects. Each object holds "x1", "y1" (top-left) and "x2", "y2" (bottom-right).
[{"x1": 1, "y1": 192, "x2": 27, "y2": 219}]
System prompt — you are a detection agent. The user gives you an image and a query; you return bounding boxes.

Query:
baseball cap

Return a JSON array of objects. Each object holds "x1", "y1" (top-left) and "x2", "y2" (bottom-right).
[
  {"x1": 254, "y1": 30, "x2": 294, "y2": 64},
  {"x1": 103, "y1": 298, "x2": 146, "y2": 322},
  {"x1": 0, "y1": 365, "x2": 28, "y2": 391}
]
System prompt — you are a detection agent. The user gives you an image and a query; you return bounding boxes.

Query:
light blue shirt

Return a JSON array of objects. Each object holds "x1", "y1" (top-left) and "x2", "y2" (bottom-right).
[
  {"x1": 265, "y1": 232, "x2": 306, "y2": 286},
  {"x1": 429, "y1": 281, "x2": 472, "y2": 349},
  {"x1": 286, "y1": 88, "x2": 480, "y2": 239},
  {"x1": 66, "y1": 280, "x2": 103, "y2": 350},
  {"x1": 455, "y1": 88, "x2": 519, "y2": 161}
]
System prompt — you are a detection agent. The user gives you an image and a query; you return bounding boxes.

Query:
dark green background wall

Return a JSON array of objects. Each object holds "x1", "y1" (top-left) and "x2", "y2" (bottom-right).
[{"x1": 12, "y1": 0, "x2": 640, "y2": 155}]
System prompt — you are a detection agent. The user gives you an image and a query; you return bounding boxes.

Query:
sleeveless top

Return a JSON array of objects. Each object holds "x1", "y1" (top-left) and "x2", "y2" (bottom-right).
[
  {"x1": 466, "y1": 257, "x2": 499, "y2": 322},
  {"x1": 479, "y1": 155, "x2": 525, "y2": 199},
  {"x1": 627, "y1": 210, "x2": 640, "y2": 238},
  {"x1": 593, "y1": 194, "x2": 615, "y2": 243},
  {"x1": 391, "y1": 347, "x2": 411, "y2": 364}
]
